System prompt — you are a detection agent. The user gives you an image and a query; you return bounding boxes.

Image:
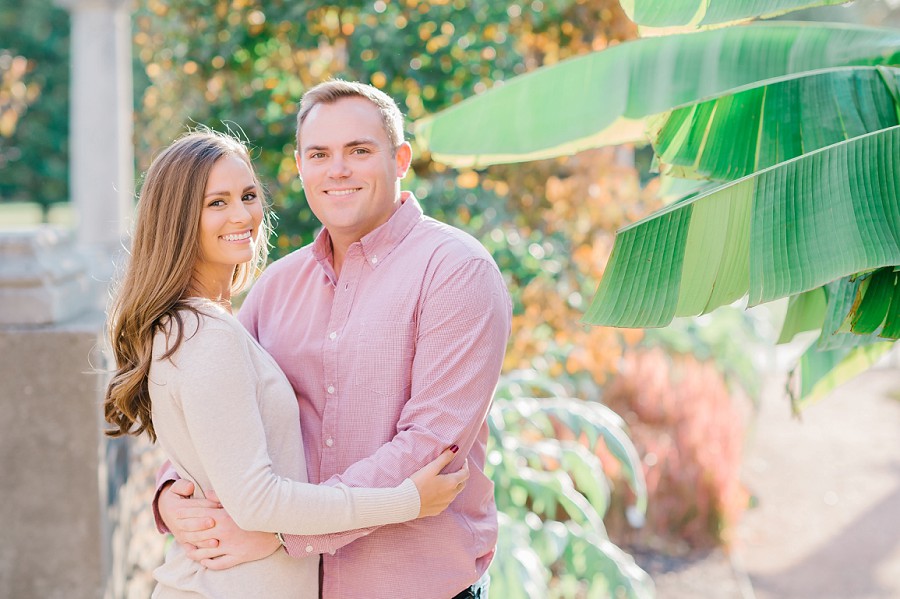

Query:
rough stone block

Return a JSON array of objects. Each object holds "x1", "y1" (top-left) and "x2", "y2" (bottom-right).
[
  {"x1": 0, "y1": 313, "x2": 109, "y2": 599},
  {"x1": 0, "y1": 228, "x2": 92, "y2": 326}
]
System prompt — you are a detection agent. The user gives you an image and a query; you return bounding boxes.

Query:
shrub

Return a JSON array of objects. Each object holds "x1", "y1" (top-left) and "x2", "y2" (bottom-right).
[
  {"x1": 603, "y1": 347, "x2": 751, "y2": 552},
  {"x1": 487, "y1": 370, "x2": 655, "y2": 598}
]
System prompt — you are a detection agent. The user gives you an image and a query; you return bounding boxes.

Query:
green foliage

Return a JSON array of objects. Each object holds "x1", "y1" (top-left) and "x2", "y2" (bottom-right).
[
  {"x1": 649, "y1": 66, "x2": 900, "y2": 182},
  {"x1": 0, "y1": 0, "x2": 70, "y2": 216},
  {"x1": 487, "y1": 371, "x2": 654, "y2": 599},
  {"x1": 132, "y1": 0, "x2": 608, "y2": 257},
  {"x1": 790, "y1": 339, "x2": 893, "y2": 410},
  {"x1": 777, "y1": 287, "x2": 826, "y2": 344},
  {"x1": 415, "y1": 21, "x2": 900, "y2": 167},
  {"x1": 782, "y1": 271, "x2": 900, "y2": 409},
  {"x1": 416, "y1": 0, "x2": 900, "y2": 404},
  {"x1": 586, "y1": 125, "x2": 900, "y2": 327},
  {"x1": 620, "y1": 0, "x2": 849, "y2": 28}
]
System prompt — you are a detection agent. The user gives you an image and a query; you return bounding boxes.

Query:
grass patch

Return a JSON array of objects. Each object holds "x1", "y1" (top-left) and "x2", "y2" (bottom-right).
[{"x1": 0, "y1": 202, "x2": 74, "y2": 227}]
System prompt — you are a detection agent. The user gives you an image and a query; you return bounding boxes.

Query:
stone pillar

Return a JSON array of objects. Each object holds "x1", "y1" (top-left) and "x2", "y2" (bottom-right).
[
  {"x1": 56, "y1": 0, "x2": 134, "y2": 301},
  {"x1": 0, "y1": 228, "x2": 116, "y2": 599},
  {"x1": 0, "y1": 228, "x2": 92, "y2": 325},
  {"x1": 0, "y1": 2, "x2": 137, "y2": 597}
]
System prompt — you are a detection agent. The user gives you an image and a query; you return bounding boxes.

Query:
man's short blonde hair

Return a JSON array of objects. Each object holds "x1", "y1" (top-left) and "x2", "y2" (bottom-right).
[{"x1": 295, "y1": 80, "x2": 405, "y2": 154}]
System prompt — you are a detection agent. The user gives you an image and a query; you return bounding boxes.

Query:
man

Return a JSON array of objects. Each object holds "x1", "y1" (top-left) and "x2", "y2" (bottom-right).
[{"x1": 155, "y1": 80, "x2": 511, "y2": 599}]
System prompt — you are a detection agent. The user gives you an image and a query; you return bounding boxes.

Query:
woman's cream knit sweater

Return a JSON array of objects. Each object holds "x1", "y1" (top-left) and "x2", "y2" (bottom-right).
[{"x1": 149, "y1": 301, "x2": 420, "y2": 598}]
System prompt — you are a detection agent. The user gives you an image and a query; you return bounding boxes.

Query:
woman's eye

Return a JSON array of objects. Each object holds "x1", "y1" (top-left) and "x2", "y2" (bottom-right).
[
  {"x1": 242, "y1": 193, "x2": 257, "y2": 202},
  {"x1": 208, "y1": 199, "x2": 225, "y2": 207}
]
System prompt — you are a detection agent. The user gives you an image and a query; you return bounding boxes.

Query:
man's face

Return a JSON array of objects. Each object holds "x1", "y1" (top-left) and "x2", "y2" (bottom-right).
[{"x1": 296, "y1": 97, "x2": 411, "y2": 246}]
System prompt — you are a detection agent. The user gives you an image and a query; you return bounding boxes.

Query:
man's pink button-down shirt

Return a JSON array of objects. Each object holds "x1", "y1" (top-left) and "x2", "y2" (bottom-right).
[{"x1": 238, "y1": 194, "x2": 511, "y2": 599}]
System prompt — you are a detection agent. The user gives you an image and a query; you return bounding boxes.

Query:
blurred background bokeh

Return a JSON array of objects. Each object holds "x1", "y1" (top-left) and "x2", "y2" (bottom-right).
[{"x1": 4, "y1": 1, "x2": 900, "y2": 598}]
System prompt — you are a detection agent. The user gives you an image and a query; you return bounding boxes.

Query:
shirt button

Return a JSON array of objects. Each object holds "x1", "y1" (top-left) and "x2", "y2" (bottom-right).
[
  {"x1": 326, "y1": 438, "x2": 334, "y2": 447},
  {"x1": 329, "y1": 331, "x2": 337, "y2": 340},
  {"x1": 370, "y1": 255, "x2": 378, "y2": 264},
  {"x1": 327, "y1": 385, "x2": 335, "y2": 394},
  {"x1": 305, "y1": 545, "x2": 314, "y2": 553}
]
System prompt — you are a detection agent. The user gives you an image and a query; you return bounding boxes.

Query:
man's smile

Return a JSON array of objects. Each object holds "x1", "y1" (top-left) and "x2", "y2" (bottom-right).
[{"x1": 325, "y1": 188, "x2": 362, "y2": 197}]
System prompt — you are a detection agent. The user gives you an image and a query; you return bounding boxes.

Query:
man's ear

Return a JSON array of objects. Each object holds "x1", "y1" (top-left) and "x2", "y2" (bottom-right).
[
  {"x1": 395, "y1": 142, "x2": 412, "y2": 179},
  {"x1": 294, "y1": 150, "x2": 302, "y2": 181}
]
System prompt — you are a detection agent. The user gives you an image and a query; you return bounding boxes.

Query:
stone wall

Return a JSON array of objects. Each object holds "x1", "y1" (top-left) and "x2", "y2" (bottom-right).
[
  {"x1": 0, "y1": 227, "x2": 163, "y2": 599},
  {"x1": 0, "y1": 315, "x2": 108, "y2": 599},
  {"x1": 103, "y1": 437, "x2": 167, "y2": 599}
]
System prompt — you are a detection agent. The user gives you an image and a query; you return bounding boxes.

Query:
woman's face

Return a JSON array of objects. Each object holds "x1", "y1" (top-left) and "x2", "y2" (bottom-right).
[{"x1": 193, "y1": 154, "x2": 263, "y2": 288}]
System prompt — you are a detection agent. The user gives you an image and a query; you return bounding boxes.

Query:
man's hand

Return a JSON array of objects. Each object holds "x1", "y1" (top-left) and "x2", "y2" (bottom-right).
[{"x1": 158, "y1": 481, "x2": 281, "y2": 569}]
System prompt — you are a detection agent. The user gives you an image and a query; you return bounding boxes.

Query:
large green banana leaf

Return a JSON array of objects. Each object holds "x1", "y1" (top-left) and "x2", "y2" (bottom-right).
[
  {"x1": 651, "y1": 66, "x2": 900, "y2": 182},
  {"x1": 777, "y1": 287, "x2": 826, "y2": 344},
  {"x1": 777, "y1": 272, "x2": 897, "y2": 405},
  {"x1": 775, "y1": 275, "x2": 897, "y2": 407},
  {"x1": 792, "y1": 341, "x2": 894, "y2": 410},
  {"x1": 816, "y1": 276, "x2": 876, "y2": 349},
  {"x1": 652, "y1": 66, "x2": 900, "y2": 378},
  {"x1": 841, "y1": 268, "x2": 894, "y2": 336},
  {"x1": 620, "y1": 0, "x2": 849, "y2": 28},
  {"x1": 414, "y1": 23, "x2": 900, "y2": 168},
  {"x1": 779, "y1": 268, "x2": 900, "y2": 348},
  {"x1": 583, "y1": 125, "x2": 900, "y2": 328}
]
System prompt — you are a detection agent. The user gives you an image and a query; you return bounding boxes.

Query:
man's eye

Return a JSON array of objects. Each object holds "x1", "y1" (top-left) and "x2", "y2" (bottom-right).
[{"x1": 351, "y1": 148, "x2": 370, "y2": 155}]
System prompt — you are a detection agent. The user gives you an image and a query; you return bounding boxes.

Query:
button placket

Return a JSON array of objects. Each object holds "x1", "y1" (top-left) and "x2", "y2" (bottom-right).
[{"x1": 320, "y1": 246, "x2": 362, "y2": 468}]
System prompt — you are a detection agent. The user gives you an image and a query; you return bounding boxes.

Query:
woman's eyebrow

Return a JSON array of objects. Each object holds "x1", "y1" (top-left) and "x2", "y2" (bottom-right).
[{"x1": 204, "y1": 184, "x2": 256, "y2": 198}]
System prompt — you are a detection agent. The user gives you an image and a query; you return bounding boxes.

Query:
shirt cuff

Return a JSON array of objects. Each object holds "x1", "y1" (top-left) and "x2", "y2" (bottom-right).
[{"x1": 152, "y1": 465, "x2": 180, "y2": 534}]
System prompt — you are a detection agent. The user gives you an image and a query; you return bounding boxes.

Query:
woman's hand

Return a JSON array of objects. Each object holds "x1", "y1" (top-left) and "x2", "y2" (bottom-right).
[{"x1": 409, "y1": 445, "x2": 470, "y2": 518}]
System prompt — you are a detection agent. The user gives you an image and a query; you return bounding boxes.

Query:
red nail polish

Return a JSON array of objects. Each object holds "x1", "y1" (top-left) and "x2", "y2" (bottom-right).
[{"x1": 450, "y1": 444, "x2": 459, "y2": 453}]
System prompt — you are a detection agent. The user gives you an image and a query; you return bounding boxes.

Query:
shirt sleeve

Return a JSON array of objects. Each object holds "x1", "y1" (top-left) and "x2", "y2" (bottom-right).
[
  {"x1": 279, "y1": 258, "x2": 511, "y2": 556},
  {"x1": 151, "y1": 460, "x2": 179, "y2": 534},
  {"x1": 236, "y1": 281, "x2": 261, "y2": 338},
  {"x1": 166, "y1": 323, "x2": 421, "y2": 536}
]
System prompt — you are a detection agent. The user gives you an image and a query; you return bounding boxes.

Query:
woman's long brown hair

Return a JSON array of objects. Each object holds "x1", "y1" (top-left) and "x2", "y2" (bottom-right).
[{"x1": 104, "y1": 131, "x2": 271, "y2": 441}]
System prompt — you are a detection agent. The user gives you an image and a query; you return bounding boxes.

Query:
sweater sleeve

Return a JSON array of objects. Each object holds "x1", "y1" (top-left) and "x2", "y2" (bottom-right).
[{"x1": 166, "y1": 322, "x2": 420, "y2": 535}]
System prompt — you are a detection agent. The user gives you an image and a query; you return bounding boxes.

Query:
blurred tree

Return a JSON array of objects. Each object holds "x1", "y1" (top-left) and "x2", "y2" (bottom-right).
[
  {"x1": 0, "y1": 0, "x2": 69, "y2": 219},
  {"x1": 131, "y1": 0, "x2": 637, "y2": 256}
]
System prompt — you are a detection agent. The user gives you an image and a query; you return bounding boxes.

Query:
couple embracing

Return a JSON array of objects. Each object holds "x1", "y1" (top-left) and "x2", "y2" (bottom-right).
[{"x1": 105, "y1": 80, "x2": 510, "y2": 599}]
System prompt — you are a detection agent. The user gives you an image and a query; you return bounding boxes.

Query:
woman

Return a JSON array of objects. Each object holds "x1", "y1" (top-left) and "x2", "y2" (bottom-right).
[{"x1": 103, "y1": 130, "x2": 467, "y2": 598}]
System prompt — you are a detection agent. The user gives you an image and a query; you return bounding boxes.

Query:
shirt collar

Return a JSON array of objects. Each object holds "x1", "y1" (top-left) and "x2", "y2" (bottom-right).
[{"x1": 311, "y1": 191, "x2": 422, "y2": 279}]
